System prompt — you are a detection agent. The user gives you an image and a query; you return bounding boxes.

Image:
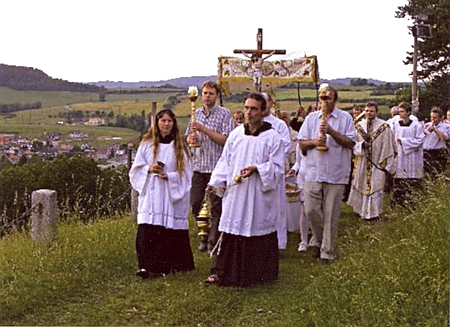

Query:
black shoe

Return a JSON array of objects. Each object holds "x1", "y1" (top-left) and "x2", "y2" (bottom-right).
[
  {"x1": 366, "y1": 216, "x2": 380, "y2": 222},
  {"x1": 320, "y1": 258, "x2": 330, "y2": 265},
  {"x1": 311, "y1": 246, "x2": 320, "y2": 259},
  {"x1": 136, "y1": 268, "x2": 150, "y2": 279}
]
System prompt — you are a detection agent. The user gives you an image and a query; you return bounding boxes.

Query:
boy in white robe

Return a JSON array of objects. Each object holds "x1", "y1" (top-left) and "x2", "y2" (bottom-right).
[{"x1": 391, "y1": 102, "x2": 425, "y2": 208}]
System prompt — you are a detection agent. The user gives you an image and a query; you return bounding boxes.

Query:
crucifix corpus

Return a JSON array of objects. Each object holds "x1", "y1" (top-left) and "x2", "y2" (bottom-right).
[{"x1": 234, "y1": 28, "x2": 286, "y2": 92}]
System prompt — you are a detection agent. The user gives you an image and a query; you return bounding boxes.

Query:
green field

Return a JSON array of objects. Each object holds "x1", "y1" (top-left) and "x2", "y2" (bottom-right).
[{"x1": 0, "y1": 85, "x2": 394, "y2": 141}]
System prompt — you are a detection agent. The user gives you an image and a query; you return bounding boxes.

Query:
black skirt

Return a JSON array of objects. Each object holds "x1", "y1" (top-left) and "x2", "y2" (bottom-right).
[
  {"x1": 136, "y1": 224, "x2": 195, "y2": 275},
  {"x1": 215, "y1": 231, "x2": 279, "y2": 287}
]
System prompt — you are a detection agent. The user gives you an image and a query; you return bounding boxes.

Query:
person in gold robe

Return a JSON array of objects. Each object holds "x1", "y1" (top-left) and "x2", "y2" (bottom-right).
[{"x1": 347, "y1": 101, "x2": 396, "y2": 221}]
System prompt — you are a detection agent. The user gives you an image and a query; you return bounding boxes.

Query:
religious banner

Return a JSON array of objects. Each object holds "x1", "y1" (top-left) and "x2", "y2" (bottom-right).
[{"x1": 217, "y1": 55, "x2": 319, "y2": 95}]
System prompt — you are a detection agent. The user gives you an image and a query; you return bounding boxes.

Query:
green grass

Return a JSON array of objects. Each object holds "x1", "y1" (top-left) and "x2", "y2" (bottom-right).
[
  {"x1": 0, "y1": 178, "x2": 448, "y2": 326},
  {"x1": 0, "y1": 86, "x2": 100, "y2": 107},
  {"x1": 0, "y1": 86, "x2": 180, "y2": 108},
  {"x1": 1, "y1": 85, "x2": 392, "y2": 132}
]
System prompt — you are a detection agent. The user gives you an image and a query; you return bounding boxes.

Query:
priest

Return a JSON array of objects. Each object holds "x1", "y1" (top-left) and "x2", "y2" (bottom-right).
[{"x1": 347, "y1": 101, "x2": 396, "y2": 221}]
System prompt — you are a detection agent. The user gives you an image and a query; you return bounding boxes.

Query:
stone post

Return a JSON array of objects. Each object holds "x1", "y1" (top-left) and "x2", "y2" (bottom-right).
[
  {"x1": 131, "y1": 189, "x2": 139, "y2": 220},
  {"x1": 31, "y1": 189, "x2": 58, "y2": 244},
  {"x1": 128, "y1": 145, "x2": 138, "y2": 220}
]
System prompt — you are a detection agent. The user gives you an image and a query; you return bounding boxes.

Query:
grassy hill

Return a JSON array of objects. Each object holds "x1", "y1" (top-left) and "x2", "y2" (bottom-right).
[
  {"x1": 0, "y1": 64, "x2": 102, "y2": 92},
  {"x1": 0, "y1": 66, "x2": 398, "y2": 145},
  {"x1": 0, "y1": 178, "x2": 448, "y2": 326}
]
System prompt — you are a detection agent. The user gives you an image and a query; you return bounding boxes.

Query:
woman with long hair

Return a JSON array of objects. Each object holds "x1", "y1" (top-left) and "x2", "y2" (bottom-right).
[{"x1": 129, "y1": 109, "x2": 194, "y2": 279}]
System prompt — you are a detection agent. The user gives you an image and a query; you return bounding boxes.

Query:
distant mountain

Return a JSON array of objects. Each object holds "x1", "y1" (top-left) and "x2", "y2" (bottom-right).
[
  {"x1": 93, "y1": 76, "x2": 393, "y2": 89},
  {"x1": 0, "y1": 62, "x2": 396, "y2": 91},
  {"x1": 93, "y1": 76, "x2": 217, "y2": 89},
  {"x1": 328, "y1": 78, "x2": 383, "y2": 86},
  {"x1": 0, "y1": 64, "x2": 103, "y2": 92}
]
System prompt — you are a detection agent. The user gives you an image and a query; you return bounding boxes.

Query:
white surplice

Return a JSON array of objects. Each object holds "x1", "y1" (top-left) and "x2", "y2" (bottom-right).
[
  {"x1": 392, "y1": 119, "x2": 425, "y2": 179},
  {"x1": 263, "y1": 114, "x2": 291, "y2": 248},
  {"x1": 208, "y1": 124, "x2": 285, "y2": 237},
  {"x1": 129, "y1": 141, "x2": 192, "y2": 230}
]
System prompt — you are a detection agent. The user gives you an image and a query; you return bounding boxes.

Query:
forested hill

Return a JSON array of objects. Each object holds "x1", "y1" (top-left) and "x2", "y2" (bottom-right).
[{"x1": 0, "y1": 64, "x2": 103, "y2": 92}]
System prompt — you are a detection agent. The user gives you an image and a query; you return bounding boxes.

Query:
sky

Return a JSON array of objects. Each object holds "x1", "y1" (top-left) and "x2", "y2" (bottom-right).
[{"x1": 0, "y1": 0, "x2": 416, "y2": 84}]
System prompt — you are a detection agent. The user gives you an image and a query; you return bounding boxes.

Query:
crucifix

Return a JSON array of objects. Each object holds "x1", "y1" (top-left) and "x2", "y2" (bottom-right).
[{"x1": 233, "y1": 28, "x2": 286, "y2": 92}]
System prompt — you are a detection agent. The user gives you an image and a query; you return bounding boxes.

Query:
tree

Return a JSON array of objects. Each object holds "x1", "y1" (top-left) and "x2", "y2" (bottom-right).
[
  {"x1": 396, "y1": 0, "x2": 450, "y2": 114},
  {"x1": 350, "y1": 78, "x2": 368, "y2": 86}
]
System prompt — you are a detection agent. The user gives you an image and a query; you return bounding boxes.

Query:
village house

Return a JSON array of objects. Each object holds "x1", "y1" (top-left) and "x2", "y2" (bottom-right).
[{"x1": 86, "y1": 117, "x2": 107, "y2": 126}]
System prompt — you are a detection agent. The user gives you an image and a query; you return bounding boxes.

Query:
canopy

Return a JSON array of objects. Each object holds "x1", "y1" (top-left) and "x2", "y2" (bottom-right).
[{"x1": 217, "y1": 54, "x2": 319, "y2": 96}]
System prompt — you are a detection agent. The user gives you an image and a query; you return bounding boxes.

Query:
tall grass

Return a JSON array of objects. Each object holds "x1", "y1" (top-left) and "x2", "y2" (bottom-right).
[{"x1": 0, "y1": 179, "x2": 448, "y2": 326}]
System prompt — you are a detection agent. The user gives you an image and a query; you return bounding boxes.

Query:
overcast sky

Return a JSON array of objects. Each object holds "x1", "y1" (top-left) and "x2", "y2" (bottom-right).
[{"x1": 1, "y1": 0, "x2": 415, "y2": 83}]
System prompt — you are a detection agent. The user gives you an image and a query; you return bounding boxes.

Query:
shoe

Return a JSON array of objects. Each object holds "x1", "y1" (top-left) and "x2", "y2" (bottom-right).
[
  {"x1": 308, "y1": 236, "x2": 320, "y2": 247},
  {"x1": 366, "y1": 216, "x2": 380, "y2": 222},
  {"x1": 136, "y1": 268, "x2": 150, "y2": 279},
  {"x1": 297, "y1": 243, "x2": 307, "y2": 252},
  {"x1": 320, "y1": 258, "x2": 330, "y2": 265},
  {"x1": 311, "y1": 246, "x2": 321, "y2": 259},
  {"x1": 198, "y1": 242, "x2": 207, "y2": 252},
  {"x1": 204, "y1": 274, "x2": 220, "y2": 285}
]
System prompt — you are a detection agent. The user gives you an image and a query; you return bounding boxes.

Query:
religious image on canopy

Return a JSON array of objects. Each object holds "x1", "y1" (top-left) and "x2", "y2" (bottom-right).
[{"x1": 217, "y1": 54, "x2": 319, "y2": 96}]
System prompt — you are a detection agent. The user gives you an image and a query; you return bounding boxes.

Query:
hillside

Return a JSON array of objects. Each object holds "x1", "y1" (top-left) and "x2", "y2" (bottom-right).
[
  {"x1": 0, "y1": 64, "x2": 103, "y2": 92},
  {"x1": 93, "y1": 77, "x2": 391, "y2": 89},
  {"x1": 0, "y1": 63, "x2": 396, "y2": 91}
]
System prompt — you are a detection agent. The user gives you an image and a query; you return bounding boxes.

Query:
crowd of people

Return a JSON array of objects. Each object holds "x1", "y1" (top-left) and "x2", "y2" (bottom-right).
[{"x1": 129, "y1": 80, "x2": 450, "y2": 287}]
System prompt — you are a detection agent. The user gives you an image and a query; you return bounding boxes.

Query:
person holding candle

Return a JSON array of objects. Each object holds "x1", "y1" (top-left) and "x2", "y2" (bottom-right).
[
  {"x1": 297, "y1": 84, "x2": 357, "y2": 263},
  {"x1": 129, "y1": 109, "x2": 194, "y2": 279},
  {"x1": 185, "y1": 80, "x2": 234, "y2": 256}
]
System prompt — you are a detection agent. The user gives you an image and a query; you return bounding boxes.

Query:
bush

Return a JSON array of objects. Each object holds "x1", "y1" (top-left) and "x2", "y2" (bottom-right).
[{"x1": 0, "y1": 155, "x2": 131, "y2": 236}]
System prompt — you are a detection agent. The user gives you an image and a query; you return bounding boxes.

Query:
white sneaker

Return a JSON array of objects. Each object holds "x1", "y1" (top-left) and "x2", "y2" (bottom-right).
[{"x1": 297, "y1": 243, "x2": 307, "y2": 252}]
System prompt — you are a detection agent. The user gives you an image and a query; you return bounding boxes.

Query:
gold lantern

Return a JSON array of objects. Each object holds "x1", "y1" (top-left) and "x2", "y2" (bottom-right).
[{"x1": 196, "y1": 193, "x2": 212, "y2": 242}]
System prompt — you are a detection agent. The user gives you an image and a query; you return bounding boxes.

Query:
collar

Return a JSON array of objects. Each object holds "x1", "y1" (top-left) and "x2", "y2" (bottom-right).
[
  {"x1": 318, "y1": 108, "x2": 338, "y2": 119},
  {"x1": 160, "y1": 134, "x2": 174, "y2": 144},
  {"x1": 399, "y1": 119, "x2": 413, "y2": 127},
  {"x1": 201, "y1": 106, "x2": 216, "y2": 116},
  {"x1": 244, "y1": 121, "x2": 272, "y2": 136}
]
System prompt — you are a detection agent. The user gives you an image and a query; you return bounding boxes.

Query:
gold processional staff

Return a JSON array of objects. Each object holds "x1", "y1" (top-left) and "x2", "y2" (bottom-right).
[
  {"x1": 316, "y1": 85, "x2": 330, "y2": 152},
  {"x1": 186, "y1": 85, "x2": 213, "y2": 243},
  {"x1": 187, "y1": 86, "x2": 200, "y2": 148}
]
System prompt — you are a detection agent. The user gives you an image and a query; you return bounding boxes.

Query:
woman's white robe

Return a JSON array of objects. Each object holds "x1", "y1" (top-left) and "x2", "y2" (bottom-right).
[{"x1": 129, "y1": 141, "x2": 192, "y2": 230}]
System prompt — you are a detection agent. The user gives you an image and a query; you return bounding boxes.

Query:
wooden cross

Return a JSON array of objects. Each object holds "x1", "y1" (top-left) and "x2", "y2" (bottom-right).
[{"x1": 233, "y1": 28, "x2": 286, "y2": 92}]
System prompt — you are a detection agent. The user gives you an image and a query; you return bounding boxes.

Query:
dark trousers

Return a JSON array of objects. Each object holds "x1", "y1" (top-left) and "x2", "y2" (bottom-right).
[
  {"x1": 191, "y1": 172, "x2": 223, "y2": 247},
  {"x1": 424, "y1": 149, "x2": 449, "y2": 176},
  {"x1": 191, "y1": 172, "x2": 223, "y2": 274},
  {"x1": 392, "y1": 178, "x2": 423, "y2": 209}
]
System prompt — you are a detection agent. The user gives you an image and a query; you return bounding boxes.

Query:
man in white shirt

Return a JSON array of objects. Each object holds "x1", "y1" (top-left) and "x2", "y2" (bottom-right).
[
  {"x1": 298, "y1": 84, "x2": 357, "y2": 263},
  {"x1": 423, "y1": 108, "x2": 449, "y2": 176}
]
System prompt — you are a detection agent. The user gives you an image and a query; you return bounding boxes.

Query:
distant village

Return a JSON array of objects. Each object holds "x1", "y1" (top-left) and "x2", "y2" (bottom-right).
[{"x1": 0, "y1": 125, "x2": 133, "y2": 167}]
